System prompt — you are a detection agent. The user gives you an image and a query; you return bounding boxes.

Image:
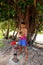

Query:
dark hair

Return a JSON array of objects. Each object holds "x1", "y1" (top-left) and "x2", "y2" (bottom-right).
[{"x1": 21, "y1": 22, "x2": 25, "y2": 24}]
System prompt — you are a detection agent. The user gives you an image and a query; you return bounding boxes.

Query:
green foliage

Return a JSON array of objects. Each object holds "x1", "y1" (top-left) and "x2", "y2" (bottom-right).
[
  {"x1": 39, "y1": 16, "x2": 43, "y2": 22},
  {"x1": 0, "y1": 0, "x2": 34, "y2": 20},
  {"x1": 36, "y1": 2, "x2": 40, "y2": 7},
  {"x1": 0, "y1": 21, "x2": 7, "y2": 30},
  {"x1": 36, "y1": 1, "x2": 43, "y2": 30},
  {"x1": 26, "y1": 0, "x2": 34, "y2": 5},
  {"x1": 17, "y1": 0, "x2": 24, "y2": 8},
  {"x1": 0, "y1": 0, "x2": 16, "y2": 21},
  {"x1": 0, "y1": 0, "x2": 43, "y2": 21},
  {"x1": 17, "y1": 0, "x2": 25, "y2": 12},
  {"x1": 38, "y1": 25, "x2": 43, "y2": 32},
  {"x1": 36, "y1": 2, "x2": 43, "y2": 11},
  {"x1": 17, "y1": 0, "x2": 34, "y2": 12},
  {"x1": 0, "y1": 19, "x2": 16, "y2": 32},
  {"x1": 9, "y1": 19, "x2": 16, "y2": 31}
]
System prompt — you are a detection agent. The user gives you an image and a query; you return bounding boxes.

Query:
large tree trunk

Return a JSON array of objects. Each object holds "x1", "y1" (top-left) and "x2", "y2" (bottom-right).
[
  {"x1": 17, "y1": 4, "x2": 36, "y2": 44},
  {"x1": 12, "y1": 0, "x2": 37, "y2": 44},
  {"x1": 34, "y1": 0, "x2": 36, "y2": 8}
]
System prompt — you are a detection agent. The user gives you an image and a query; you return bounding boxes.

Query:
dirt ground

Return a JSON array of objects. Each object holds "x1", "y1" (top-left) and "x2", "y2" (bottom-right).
[{"x1": 0, "y1": 39, "x2": 43, "y2": 65}]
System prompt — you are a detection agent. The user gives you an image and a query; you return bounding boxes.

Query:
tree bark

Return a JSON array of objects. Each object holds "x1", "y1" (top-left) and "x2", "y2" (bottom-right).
[
  {"x1": 34, "y1": 0, "x2": 36, "y2": 8},
  {"x1": 6, "y1": 20, "x2": 10, "y2": 39}
]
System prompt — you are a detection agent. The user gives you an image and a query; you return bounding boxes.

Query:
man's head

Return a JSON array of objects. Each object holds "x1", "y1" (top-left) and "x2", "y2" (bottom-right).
[{"x1": 20, "y1": 22, "x2": 26, "y2": 28}]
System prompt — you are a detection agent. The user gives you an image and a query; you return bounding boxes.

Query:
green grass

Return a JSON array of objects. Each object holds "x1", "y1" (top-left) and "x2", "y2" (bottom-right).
[
  {"x1": 0, "y1": 30, "x2": 4, "y2": 49},
  {"x1": 0, "y1": 35, "x2": 4, "y2": 39},
  {"x1": 0, "y1": 30, "x2": 4, "y2": 39},
  {"x1": 0, "y1": 42, "x2": 4, "y2": 49}
]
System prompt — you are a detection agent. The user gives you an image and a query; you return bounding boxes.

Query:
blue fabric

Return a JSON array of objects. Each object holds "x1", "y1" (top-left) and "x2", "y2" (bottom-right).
[{"x1": 19, "y1": 39, "x2": 27, "y2": 46}]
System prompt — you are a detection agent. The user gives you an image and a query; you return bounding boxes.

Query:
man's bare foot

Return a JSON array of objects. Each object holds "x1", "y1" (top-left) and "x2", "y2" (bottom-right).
[
  {"x1": 25, "y1": 55, "x2": 28, "y2": 61},
  {"x1": 12, "y1": 58, "x2": 19, "y2": 62}
]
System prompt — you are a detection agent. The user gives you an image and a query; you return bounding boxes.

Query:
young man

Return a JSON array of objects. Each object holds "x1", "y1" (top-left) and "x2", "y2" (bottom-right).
[{"x1": 18, "y1": 22, "x2": 28, "y2": 61}]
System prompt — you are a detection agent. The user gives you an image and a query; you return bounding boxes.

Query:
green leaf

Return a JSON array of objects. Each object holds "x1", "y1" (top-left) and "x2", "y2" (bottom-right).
[
  {"x1": 26, "y1": 0, "x2": 34, "y2": 5},
  {"x1": 36, "y1": 2, "x2": 40, "y2": 7},
  {"x1": 40, "y1": 6, "x2": 43, "y2": 10}
]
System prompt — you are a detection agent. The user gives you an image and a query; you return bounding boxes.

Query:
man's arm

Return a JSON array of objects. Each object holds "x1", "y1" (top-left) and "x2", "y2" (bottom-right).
[
  {"x1": 25, "y1": 29, "x2": 28, "y2": 37},
  {"x1": 17, "y1": 29, "x2": 21, "y2": 38}
]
